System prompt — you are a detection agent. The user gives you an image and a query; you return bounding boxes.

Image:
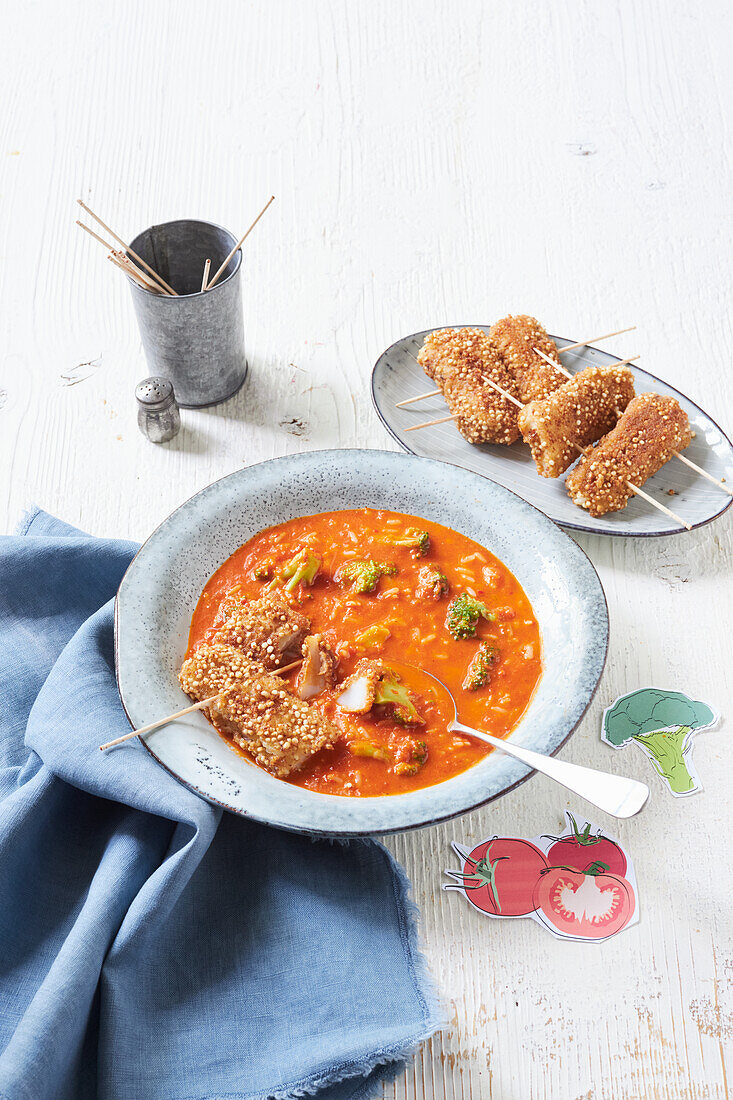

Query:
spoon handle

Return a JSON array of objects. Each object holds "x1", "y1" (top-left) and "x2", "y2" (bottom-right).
[{"x1": 450, "y1": 721, "x2": 649, "y2": 819}]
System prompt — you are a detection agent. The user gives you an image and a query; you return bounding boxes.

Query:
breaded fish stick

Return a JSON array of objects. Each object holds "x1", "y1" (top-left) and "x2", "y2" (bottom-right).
[
  {"x1": 418, "y1": 327, "x2": 521, "y2": 444},
  {"x1": 443, "y1": 369, "x2": 521, "y2": 445},
  {"x1": 518, "y1": 365, "x2": 636, "y2": 477},
  {"x1": 566, "y1": 393, "x2": 692, "y2": 517},
  {"x1": 210, "y1": 593, "x2": 309, "y2": 669},
  {"x1": 417, "y1": 327, "x2": 488, "y2": 386},
  {"x1": 179, "y1": 641, "x2": 336, "y2": 778},
  {"x1": 489, "y1": 314, "x2": 566, "y2": 403}
]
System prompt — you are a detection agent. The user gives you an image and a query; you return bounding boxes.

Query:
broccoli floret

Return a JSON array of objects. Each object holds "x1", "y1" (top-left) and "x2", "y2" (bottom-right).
[
  {"x1": 349, "y1": 739, "x2": 391, "y2": 763},
  {"x1": 445, "y1": 593, "x2": 495, "y2": 639},
  {"x1": 374, "y1": 669, "x2": 424, "y2": 725},
  {"x1": 267, "y1": 551, "x2": 321, "y2": 592},
  {"x1": 282, "y1": 551, "x2": 321, "y2": 592},
  {"x1": 252, "y1": 558, "x2": 275, "y2": 581},
  {"x1": 394, "y1": 739, "x2": 428, "y2": 775},
  {"x1": 462, "y1": 643, "x2": 499, "y2": 690},
  {"x1": 416, "y1": 565, "x2": 449, "y2": 600},
  {"x1": 338, "y1": 560, "x2": 398, "y2": 594},
  {"x1": 382, "y1": 528, "x2": 430, "y2": 556}
]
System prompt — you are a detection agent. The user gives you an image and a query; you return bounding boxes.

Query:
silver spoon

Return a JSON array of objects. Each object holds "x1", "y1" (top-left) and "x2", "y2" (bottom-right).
[{"x1": 393, "y1": 663, "x2": 649, "y2": 819}]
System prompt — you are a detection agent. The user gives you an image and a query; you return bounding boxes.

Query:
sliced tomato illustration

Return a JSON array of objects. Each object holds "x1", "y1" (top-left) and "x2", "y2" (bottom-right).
[
  {"x1": 545, "y1": 815, "x2": 627, "y2": 877},
  {"x1": 454, "y1": 838, "x2": 548, "y2": 916},
  {"x1": 533, "y1": 864, "x2": 635, "y2": 939}
]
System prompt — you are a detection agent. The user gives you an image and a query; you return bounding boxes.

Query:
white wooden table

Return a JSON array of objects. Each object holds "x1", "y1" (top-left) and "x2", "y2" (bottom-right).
[{"x1": 2, "y1": 2, "x2": 731, "y2": 1096}]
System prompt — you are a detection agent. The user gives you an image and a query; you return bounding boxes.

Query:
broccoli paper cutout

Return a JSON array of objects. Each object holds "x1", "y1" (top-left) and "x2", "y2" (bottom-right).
[{"x1": 602, "y1": 688, "x2": 718, "y2": 797}]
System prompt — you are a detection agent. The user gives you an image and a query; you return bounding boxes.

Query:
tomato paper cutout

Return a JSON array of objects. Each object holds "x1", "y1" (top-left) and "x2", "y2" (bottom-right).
[
  {"x1": 533, "y1": 863, "x2": 634, "y2": 939},
  {"x1": 453, "y1": 838, "x2": 548, "y2": 916},
  {"x1": 444, "y1": 810, "x2": 638, "y2": 942},
  {"x1": 544, "y1": 813, "x2": 627, "y2": 877}
]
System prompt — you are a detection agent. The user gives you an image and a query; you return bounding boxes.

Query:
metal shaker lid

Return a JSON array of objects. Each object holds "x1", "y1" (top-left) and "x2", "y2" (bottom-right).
[{"x1": 135, "y1": 377, "x2": 175, "y2": 409}]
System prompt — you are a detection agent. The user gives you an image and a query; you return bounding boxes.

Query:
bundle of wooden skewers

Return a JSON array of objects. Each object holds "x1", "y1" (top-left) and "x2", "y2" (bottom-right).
[
  {"x1": 398, "y1": 316, "x2": 731, "y2": 531},
  {"x1": 75, "y1": 195, "x2": 275, "y2": 295}
]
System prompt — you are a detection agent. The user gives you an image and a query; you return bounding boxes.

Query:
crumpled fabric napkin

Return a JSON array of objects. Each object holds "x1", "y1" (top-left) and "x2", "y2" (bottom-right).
[{"x1": 0, "y1": 509, "x2": 443, "y2": 1100}]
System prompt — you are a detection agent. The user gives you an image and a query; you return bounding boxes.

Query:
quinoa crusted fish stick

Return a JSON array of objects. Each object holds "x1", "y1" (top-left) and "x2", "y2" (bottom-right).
[
  {"x1": 489, "y1": 314, "x2": 567, "y2": 403},
  {"x1": 518, "y1": 365, "x2": 636, "y2": 477},
  {"x1": 566, "y1": 393, "x2": 692, "y2": 517},
  {"x1": 417, "y1": 327, "x2": 521, "y2": 444},
  {"x1": 179, "y1": 641, "x2": 336, "y2": 778},
  {"x1": 417, "y1": 327, "x2": 490, "y2": 387}
]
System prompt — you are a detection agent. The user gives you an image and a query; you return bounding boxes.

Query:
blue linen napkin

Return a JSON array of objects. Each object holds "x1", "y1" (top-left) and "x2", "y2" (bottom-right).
[{"x1": 0, "y1": 509, "x2": 444, "y2": 1100}]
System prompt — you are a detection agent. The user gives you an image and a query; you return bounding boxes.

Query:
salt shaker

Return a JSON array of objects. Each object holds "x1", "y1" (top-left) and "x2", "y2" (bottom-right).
[{"x1": 135, "y1": 377, "x2": 181, "y2": 444}]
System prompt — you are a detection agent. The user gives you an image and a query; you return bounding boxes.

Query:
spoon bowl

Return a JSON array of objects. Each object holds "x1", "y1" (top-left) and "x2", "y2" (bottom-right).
[{"x1": 390, "y1": 661, "x2": 649, "y2": 820}]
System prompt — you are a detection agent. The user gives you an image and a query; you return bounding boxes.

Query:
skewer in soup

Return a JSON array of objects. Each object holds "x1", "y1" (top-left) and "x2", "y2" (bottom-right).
[{"x1": 182, "y1": 508, "x2": 542, "y2": 797}]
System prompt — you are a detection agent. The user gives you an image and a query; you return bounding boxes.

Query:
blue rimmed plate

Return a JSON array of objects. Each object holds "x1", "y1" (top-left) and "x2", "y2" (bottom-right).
[
  {"x1": 371, "y1": 329, "x2": 733, "y2": 536},
  {"x1": 115, "y1": 449, "x2": 608, "y2": 836}
]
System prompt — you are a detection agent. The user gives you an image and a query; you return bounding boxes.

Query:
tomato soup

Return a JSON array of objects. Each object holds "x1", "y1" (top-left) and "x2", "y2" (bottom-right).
[{"x1": 186, "y1": 508, "x2": 542, "y2": 796}]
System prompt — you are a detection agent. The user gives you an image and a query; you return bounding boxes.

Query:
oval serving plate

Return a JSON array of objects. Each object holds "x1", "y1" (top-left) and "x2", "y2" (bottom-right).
[
  {"x1": 371, "y1": 328, "x2": 733, "y2": 537},
  {"x1": 115, "y1": 449, "x2": 608, "y2": 836}
]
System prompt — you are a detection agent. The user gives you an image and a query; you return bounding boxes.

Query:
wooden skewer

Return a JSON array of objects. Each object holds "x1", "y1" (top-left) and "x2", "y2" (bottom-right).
[
  {"x1": 478, "y1": 377, "x2": 524, "y2": 408},
  {"x1": 76, "y1": 219, "x2": 115, "y2": 252},
  {"x1": 532, "y1": 347, "x2": 641, "y2": 379},
  {"x1": 108, "y1": 252, "x2": 158, "y2": 292},
  {"x1": 672, "y1": 451, "x2": 733, "y2": 496},
  {"x1": 627, "y1": 482, "x2": 692, "y2": 530},
  {"x1": 558, "y1": 326, "x2": 636, "y2": 354},
  {"x1": 396, "y1": 388, "x2": 441, "y2": 407},
  {"x1": 113, "y1": 250, "x2": 163, "y2": 293},
  {"x1": 100, "y1": 693, "x2": 231, "y2": 749},
  {"x1": 206, "y1": 195, "x2": 275, "y2": 289},
  {"x1": 81, "y1": 223, "x2": 161, "y2": 294},
  {"x1": 404, "y1": 414, "x2": 459, "y2": 432},
  {"x1": 99, "y1": 657, "x2": 304, "y2": 750},
  {"x1": 77, "y1": 199, "x2": 178, "y2": 296},
  {"x1": 201, "y1": 258, "x2": 211, "y2": 292}
]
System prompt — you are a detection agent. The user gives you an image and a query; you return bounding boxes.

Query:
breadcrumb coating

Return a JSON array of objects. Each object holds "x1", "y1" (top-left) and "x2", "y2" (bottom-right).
[
  {"x1": 417, "y1": 327, "x2": 521, "y2": 444},
  {"x1": 211, "y1": 593, "x2": 309, "y2": 669},
  {"x1": 179, "y1": 641, "x2": 335, "y2": 778},
  {"x1": 518, "y1": 365, "x2": 636, "y2": 477},
  {"x1": 566, "y1": 393, "x2": 692, "y2": 517},
  {"x1": 490, "y1": 314, "x2": 566, "y2": 403}
]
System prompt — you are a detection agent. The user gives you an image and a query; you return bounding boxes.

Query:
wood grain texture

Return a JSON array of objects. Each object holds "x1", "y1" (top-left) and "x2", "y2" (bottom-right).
[{"x1": 1, "y1": 1, "x2": 731, "y2": 1096}]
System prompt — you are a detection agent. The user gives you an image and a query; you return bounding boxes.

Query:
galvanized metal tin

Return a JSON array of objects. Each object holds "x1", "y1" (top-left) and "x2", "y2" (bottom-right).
[{"x1": 126, "y1": 219, "x2": 248, "y2": 408}]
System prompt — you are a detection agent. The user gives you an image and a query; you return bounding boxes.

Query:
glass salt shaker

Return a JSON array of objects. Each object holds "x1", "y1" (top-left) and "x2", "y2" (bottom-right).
[{"x1": 135, "y1": 377, "x2": 181, "y2": 444}]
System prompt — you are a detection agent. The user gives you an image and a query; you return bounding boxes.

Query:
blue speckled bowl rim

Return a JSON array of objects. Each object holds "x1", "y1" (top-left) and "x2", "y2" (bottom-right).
[
  {"x1": 371, "y1": 327, "x2": 733, "y2": 538},
  {"x1": 114, "y1": 449, "x2": 609, "y2": 837}
]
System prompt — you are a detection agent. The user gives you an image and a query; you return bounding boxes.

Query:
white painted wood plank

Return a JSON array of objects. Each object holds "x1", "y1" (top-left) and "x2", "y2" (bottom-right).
[{"x1": 1, "y1": 1, "x2": 731, "y2": 1096}]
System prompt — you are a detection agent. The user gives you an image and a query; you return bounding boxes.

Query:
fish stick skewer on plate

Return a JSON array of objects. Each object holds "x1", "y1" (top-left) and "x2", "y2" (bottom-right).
[
  {"x1": 489, "y1": 314, "x2": 568, "y2": 403},
  {"x1": 409, "y1": 338, "x2": 694, "y2": 526},
  {"x1": 566, "y1": 393, "x2": 693, "y2": 518},
  {"x1": 517, "y1": 364, "x2": 636, "y2": 477},
  {"x1": 416, "y1": 328, "x2": 522, "y2": 444}
]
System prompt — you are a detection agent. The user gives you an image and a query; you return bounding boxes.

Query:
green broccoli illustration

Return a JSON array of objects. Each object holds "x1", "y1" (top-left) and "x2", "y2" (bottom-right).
[{"x1": 602, "y1": 688, "x2": 717, "y2": 796}]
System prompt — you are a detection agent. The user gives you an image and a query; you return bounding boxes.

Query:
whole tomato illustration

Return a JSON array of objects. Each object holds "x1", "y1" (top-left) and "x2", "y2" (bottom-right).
[
  {"x1": 545, "y1": 814, "x2": 627, "y2": 877},
  {"x1": 452, "y1": 837, "x2": 548, "y2": 916},
  {"x1": 533, "y1": 862, "x2": 635, "y2": 939}
]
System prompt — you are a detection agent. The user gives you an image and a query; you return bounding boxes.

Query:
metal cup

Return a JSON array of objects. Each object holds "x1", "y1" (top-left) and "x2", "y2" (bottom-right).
[{"x1": 126, "y1": 219, "x2": 247, "y2": 407}]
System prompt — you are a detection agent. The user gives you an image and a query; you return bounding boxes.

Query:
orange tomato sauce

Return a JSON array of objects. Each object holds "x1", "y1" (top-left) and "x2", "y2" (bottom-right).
[{"x1": 186, "y1": 508, "x2": 542, "y2": 797}]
